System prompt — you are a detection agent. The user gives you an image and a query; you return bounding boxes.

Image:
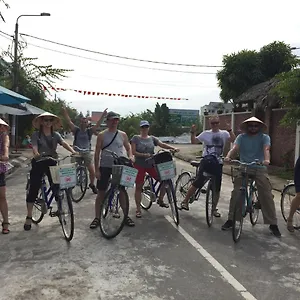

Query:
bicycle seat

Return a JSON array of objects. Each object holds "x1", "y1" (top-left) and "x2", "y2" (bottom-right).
[{"x1": 190, "y1": 161, "x2": 201, "y2": 168}]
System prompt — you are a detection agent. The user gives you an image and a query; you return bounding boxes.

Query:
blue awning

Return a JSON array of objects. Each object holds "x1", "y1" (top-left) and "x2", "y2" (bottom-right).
[{"x1": 0, "y1": 85, "x2": 31, "y2": 104}]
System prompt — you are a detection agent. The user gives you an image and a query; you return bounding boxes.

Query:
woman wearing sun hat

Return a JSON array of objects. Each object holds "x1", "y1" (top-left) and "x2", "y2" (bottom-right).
[
  {"x1": 24, "y1": 112, "x2": 77, "y2": 231},
  {"x1": 0, "y1": 118, "x2": 10, "y2": 234}
]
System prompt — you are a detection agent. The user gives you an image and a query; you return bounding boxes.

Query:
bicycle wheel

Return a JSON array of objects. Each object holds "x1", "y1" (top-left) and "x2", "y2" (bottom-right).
[
  {"x1": 281, "y1": 183, "x2": 300, "y2": 229},
  {"x1": 141, "y1": 176, "x2": 154, "y2": 210},
  {"x1": 175, "y1": 172, "x2": 192, "y2": 204},
  {"x1": 166, "y1": 180, "x2": 179, "y2": 226},
  {"x1": 70, "y1": 166, "x2": 88, "y2": 203},
  {"x1": 249, "y1": 182, "x2": 259, "y2": 226},
  {"x1": 232, "y1": 191, "x2": 245, "y2": 243},
  {"x1": 26, "y1": 178, "x2": 45, "y2": 224},
  {"x1": 205, "y1": 179, "x2": 214, "y2": 227},
  {"x1": 58, "y1": 189, "x2": 74, "y2": 242},
  {"x1": 99, "y1": 186, "x2": 129, "y2": 239}
]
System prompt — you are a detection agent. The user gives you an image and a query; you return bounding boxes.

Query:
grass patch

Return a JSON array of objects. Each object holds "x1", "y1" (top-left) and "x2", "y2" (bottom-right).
[{"x1": 271, "y1": 169, "x2": 294, "y2": 180}]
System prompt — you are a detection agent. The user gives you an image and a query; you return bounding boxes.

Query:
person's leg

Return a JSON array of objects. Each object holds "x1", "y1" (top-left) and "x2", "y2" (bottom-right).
[
  {"x1": 24, "y1": 160, "x2": 44, "y2": 230},
  {"x1": 0, "y1": 174, "x2": 9, "y2": 233},
  {"x1": 147, "y1": 167, "x2": 169, "y2": 208},
  {"x1": 90, "y1": 167, "x2": 110, "y2": 229},
  {"x1": 134, "y1": 165, "x2": 145, "y2": 217},
  {"x1": 221, "y1": 175, "x2": 242, "y2": 230},
  {"x1": 255, "y1": 170, "x2": 281, "y2": 237},
  {"x1": 212, "y1": 164, "x2": 223, "y2": 217},
  {"x1": 287, "y1": 193, "x2": 300, "y2": 232},
  {"x1": 85, "y1": 154, "x2": 97, "y2": 194}
]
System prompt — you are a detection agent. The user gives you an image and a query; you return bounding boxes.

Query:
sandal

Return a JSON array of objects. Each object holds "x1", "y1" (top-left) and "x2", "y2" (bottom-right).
[
  {"x1": 89, "y1": 184, "x2": 98, "y2": 195},
  {"x1": 90, "y1": 218, "x2": 100, "y2": 229},
  {"x1": 136, "y1": 211, "x2": 142, "y2": 218},
  {"x1": 287, "y1": 219, "x2": 295, "y2": 233},
  {"x1": 158, "y1": 201, "x2": 169, "y2": 208},
  {"x1": 24, "y1": 216, "x2": 32, "y2": 231},
  {"x1": 2, "y1": 222, "x2": 10, "y2": 234},
  {"x1": 125, "y1": 216, "x2": 135, "y2": 227},
  {"x1": 214, "y1": 209, "x2": 221, "y2": 218},
  {"x1": 180, "y1": 201, "x2": 189, "y2": 211}
]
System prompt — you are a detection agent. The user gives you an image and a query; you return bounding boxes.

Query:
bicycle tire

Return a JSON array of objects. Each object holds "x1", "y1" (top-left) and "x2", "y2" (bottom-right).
[
  {"x1": 281, "y1": 183, "x2": 300, "y2": 229},
  {"x1": 166, "y1": 179, "x2": 179, "y2": 226},
  {"x1": 205, "y1": 179, "x2": 214, "y2": 227},
  {"x1": 141, "y1": 175, "x2": 153, "y2": 210},
  {"x1": 70, "y1": 166, "x2": 88, "y2": 203},
  {"x1": 232, "y1": 191, "x2": 245, "y2": 243},
  {"x1": 26, "y1": 179, "x2": 44, "y2": 224},
  {"x1": 175, "y1": 172, "x2": 192, "y2": 204},
  {"x1": 99, "y1": 186, "x2": 129, "y2": 239},
  {"x1": 58, "y1": 189, "x2": 74, "y2": 242},
  {"x1": 249, "y1": 181, "x2": 259, "y2": 226}
]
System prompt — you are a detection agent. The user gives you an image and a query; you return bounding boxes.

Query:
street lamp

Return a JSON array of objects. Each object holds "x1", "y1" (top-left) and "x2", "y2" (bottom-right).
[{"x1": 11, "y1": 12, "x2": 51, "y2": 148}]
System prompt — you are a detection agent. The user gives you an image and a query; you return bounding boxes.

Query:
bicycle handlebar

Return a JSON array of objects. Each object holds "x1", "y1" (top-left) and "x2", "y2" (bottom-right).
[
  {"x1": 103, "y1": 149, "x2": 120, "y2": 159},
  {"x1": 35, "y1": 154, "x2": 72, "y2": 163},
  {"x1": 229, "y1": 159, "x2": 262, "y2": 166},
  {"x1": 73, "y1": 145, "x2": 90, "y2": 152}
]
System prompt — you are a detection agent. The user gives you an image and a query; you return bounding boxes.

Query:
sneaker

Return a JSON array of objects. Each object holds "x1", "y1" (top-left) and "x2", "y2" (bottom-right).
[
  {"x1": 269, "y1": 225, "x2": 281, "y2": 237},
  {"x1": 221, "y1": 220, "x2": 233, "y2": 231},
  {"x1": 89, "y1": 184, "x2": 98, "y2": 194}
]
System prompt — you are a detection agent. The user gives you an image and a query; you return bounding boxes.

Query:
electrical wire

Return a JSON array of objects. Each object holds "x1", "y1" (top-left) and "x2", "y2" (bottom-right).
[{"x1": 20, "y1": 32, "x2": 223, "y2": 68}]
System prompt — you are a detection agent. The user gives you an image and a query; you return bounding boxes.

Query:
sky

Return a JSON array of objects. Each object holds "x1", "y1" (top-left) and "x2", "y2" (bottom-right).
[{"x1": 0, "y1": 0, "x2": 300, "y2": 116}]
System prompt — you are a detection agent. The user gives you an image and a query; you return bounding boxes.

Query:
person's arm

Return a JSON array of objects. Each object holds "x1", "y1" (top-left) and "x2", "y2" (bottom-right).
[
  {"x1": 131, "y1": 136, "x2": 150, "y2": 158},
  {"x1": 225, "y1": 135, "x2": 241, "y2": 161},
  {"x1": 157, "y1": 140, "x2": 179, "y2": 152},
  {"x1": 94, "y1": 133, "x2": 103, "y2": 170},
  {"x1": 226, "y1": 129, "x2": 236, "y2": 143},
  {"x1": 31, "y1": 132, "x2": 39, "y2": 157},
  {"x1": 62, "y1": 106, "x2": 76, "y2": 132},
  {"x1": 190, "y1": 124, "x2": 201, "y2": 144},
  {"x1": 263, "y1": 135, "x2": 271, "y2": 165},
  {"x1": 122, "y1": 132, "x2": 133, "y2": 160},
  {"x1": 0, "y1": 134, "x2": 9, "y2": 161},
  {"x1": 61, "y1": 141, "x2": 76, "y2": 154},
  {"x1": 91, "y1": 108, "x2": 108, "y2": 135}
]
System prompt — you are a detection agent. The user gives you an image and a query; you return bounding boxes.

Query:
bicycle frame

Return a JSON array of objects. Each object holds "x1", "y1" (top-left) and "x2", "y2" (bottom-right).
[{"x1": 239, "y1": 172, "x2": 256, "y2": 216}]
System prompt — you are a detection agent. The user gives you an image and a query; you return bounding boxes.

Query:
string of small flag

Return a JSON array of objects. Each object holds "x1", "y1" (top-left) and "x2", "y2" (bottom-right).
[{"x1": 43, "y1": 86, "x2": 188, "y2": 100}]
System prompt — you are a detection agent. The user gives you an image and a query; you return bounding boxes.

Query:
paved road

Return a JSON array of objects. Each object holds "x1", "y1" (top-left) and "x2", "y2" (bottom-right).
[{"x1": 1, "y1": 137, "x2": 300, "y2": 300}]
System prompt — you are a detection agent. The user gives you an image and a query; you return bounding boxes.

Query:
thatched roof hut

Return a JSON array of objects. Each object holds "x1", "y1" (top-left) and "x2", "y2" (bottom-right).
[{"x1": 234, "y1": 78, "x2": 280, "y2": 109}]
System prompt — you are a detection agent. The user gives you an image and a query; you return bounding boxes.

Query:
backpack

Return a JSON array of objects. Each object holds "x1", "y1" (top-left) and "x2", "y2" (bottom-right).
[{"x1": 74, "y1": 127, "x2": 93, "y2": 150}]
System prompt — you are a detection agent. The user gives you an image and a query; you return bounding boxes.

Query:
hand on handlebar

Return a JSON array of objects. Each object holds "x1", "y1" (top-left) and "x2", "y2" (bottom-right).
[{"x1": 262, "y1": 160, "x2": 270, "y2": 166}]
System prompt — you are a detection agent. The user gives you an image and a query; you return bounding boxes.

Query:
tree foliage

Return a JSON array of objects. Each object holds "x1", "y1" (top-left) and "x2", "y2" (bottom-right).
[
  {"x1": 272, "y1": 68, "x2": 300, "y2": 127},
  {"x1": 217, "y1": 41, "x2": 297, "y2": 103}
]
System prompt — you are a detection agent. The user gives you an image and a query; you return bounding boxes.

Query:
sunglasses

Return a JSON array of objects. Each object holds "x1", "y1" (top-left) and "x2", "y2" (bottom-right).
[
  {"x1": 43, "y1": 118, "x2": 53, "y2": 122},
  {"x1": 141, "y1": 125, "x2": 149, "y2": 128},
  {"x1": 211, "y1": 122, "x2": 220, "y2": 125}
]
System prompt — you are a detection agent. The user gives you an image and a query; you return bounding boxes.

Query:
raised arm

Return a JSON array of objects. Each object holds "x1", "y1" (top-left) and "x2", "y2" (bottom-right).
[
  {"x1": 62, "y1": 106, "x2": 76, "y2": 132},
  {"x1": 190, "y1": 124, "x2": 201, "y2": 144},
  {"x1": 91, "y1": 108, "x2": 108, "y2": 135}
]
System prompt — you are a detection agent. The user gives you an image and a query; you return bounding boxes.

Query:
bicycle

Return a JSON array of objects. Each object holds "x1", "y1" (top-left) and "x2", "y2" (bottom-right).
[
  {"x1": 69, "y1": 146, "x2": 90, "y2": 203},
  {"x1": 175, "y1": 156, "x2": 216, "y2": 227},
  {"x1": 141, "y1": 150, "x2": 179, "y2": 225},
  {"x1": 229, "y1": 159, "x2": 260, "y2": 243},
  {"x1": 99, "y1": 149, "x2": 138, "y2": 239},
  {"x1": 25, "y1": 155, "x2": 76, "y2": 242},
  {"x1": 281, "y1": 182, "x2": 300, "y2": 230}
]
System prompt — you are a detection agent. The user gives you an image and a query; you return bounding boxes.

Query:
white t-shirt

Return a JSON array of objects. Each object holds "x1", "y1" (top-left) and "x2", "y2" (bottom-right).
[{"x1": 196, "y1": 130, "x2": 230, "y2": 163}]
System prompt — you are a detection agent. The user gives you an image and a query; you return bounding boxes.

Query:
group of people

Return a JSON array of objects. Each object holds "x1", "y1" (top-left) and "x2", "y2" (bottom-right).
[{"x1": 0, "y1": 109, "x2": 300, "y2": 236}]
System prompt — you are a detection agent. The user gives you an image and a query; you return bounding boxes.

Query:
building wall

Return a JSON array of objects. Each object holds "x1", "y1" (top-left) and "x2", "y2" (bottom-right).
[{"x1": 204, "y1": 109, "x2": 295, "y2": 167}]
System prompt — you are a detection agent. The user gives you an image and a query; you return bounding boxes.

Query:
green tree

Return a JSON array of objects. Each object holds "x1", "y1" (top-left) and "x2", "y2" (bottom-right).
[
  {"x1": 272, "y1": 68, "x2": 300, "y2": 126},
  {"x1": 217, "y1": 41, "x2": 297, "y2": 104}
]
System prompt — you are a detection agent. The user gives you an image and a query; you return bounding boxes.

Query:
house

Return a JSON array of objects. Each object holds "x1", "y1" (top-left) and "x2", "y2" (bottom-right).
[
  {"x1": 200, "y1": 102, "x2": 233, "y2": 116},
  {"x1": 90, "y1": 111, "x2": 106, "y2": 129}
]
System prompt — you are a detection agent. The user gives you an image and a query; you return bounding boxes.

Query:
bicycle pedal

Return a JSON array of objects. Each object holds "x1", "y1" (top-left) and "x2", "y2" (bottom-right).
[
  {"x1": 50, "y1": 211, "x2": 59, "y2": 217},
  {"x1": 200, "y1": 189, "x2": 207, "y2": 194}
]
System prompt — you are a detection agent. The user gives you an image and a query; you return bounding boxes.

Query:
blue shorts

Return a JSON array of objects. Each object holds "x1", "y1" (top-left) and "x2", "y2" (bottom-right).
[{"x1": 294, "y1": 157, "x2": 300, "y2": 193}]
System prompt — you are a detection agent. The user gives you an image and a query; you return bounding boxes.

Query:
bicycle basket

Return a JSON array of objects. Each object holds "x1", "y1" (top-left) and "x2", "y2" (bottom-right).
[
  {"x1": 153, "y1": 151, "x2": 173, "y2": 164},
  {"x1": 49, "y1": 163, "x2": 77, "y2": 189},
  {"x1": 112, "y1": 165, "x2": 138, "y2": 187},
  {"x1": 155, "y1": 161, "x2": 176, "y2": 181}
]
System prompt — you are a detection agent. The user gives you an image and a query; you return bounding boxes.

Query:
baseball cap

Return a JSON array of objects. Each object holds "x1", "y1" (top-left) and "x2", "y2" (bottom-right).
[
  {"x1": 140, "y1": 120, "x2": 150, "y2": 127},
  {"x1": 106, "y1": 111, "x2": 120, "y2": 120}
]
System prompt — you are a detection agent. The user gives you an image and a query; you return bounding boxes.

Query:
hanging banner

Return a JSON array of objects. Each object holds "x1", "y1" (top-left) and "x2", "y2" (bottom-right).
[{"x1": 43, "y1": 86, "x2": 188, "y2": 101}]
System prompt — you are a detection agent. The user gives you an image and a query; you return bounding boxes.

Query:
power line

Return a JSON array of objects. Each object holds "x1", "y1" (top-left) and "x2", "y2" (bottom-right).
[
  {"x1": 23, "y1": 41, "x2": 218, "y2": 74},
  {"x1": 20, "y1": 32, "x2": 223, "y2": 68}
]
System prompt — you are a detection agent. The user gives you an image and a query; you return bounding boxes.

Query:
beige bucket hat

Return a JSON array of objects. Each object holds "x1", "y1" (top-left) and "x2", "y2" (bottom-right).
[
  {"x1": 240, "y1": 116, "x2": 267, "y2": 131},
  {"x1": 32, "y1": 112, "x2": 62, "y2": 130},
  {"x1": 0, "y1": 118, "x2": 9, "y2": 128}
]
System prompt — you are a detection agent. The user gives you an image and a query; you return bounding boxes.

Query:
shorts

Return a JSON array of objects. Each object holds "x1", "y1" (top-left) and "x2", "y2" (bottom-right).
[
  {"x1": 71, "y1": 152, "x2": 93, "y2": 167},
  {"x1": 134, "y1": 163, "x2": 159, "y2": 184},
  {"x1": 97, "y1": 167, "x2": 112, "y2": 191},
  {"x1": 0, "y1": 173, "x2": 5, "y2": 187},
  {"x1": 294, "y1": 157, "x2": 300, "y2": 193}
]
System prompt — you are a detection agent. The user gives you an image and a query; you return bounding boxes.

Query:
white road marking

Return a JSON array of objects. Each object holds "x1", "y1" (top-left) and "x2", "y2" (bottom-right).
[{"x1": 165, "y1": 215, "x2": 257, "y2": 300}]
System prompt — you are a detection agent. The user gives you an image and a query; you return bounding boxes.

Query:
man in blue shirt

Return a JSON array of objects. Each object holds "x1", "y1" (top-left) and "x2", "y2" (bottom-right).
[{"x1": 222, "y1": 117, "x2": 281, "y2": 237}]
